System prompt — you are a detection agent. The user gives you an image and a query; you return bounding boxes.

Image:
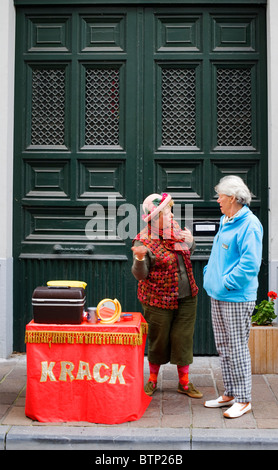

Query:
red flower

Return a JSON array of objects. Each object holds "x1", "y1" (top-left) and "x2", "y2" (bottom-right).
[{"x1": 268, "y1": 291, "x2": 277, "y2": 300}]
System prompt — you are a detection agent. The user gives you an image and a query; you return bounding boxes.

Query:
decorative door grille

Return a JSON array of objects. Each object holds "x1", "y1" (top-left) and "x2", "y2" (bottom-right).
[
  {"x1": 161, "y1": 68, "x2": 196, "y2": 147},
  {"x1": 216, "y1": 68, "x2": 252, "y2": 147},
  {"x1": 31, "y1": 68, "x2": 65, "y2": 146},
  {"x1": 85, "y1": 68, "x2": 120, "y2": 146}
]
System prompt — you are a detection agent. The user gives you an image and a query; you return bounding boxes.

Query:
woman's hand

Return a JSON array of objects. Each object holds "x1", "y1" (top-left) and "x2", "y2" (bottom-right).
[
  {"x1": 180, "y1": 227, "x2": 193, "y2": 245},
  {"x1": 131, "y1": 245, "x2": 148, "y2": 261}
]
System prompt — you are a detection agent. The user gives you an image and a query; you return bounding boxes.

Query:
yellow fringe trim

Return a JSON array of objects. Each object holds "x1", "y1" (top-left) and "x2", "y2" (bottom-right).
[{"x1": 25, "y1": 322, "x2": 148, "y2": 348}]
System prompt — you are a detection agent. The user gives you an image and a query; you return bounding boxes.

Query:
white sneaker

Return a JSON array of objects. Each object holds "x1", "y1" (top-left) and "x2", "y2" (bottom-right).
[
  {"x1": 204, "y1": 396, "x2": 235, "y2": 408},
  {"x1": 223, "y1": 402, "x2": 251, "y2": 419}
]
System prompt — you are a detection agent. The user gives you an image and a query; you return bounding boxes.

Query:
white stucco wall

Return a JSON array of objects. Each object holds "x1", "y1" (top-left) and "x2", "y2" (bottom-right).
[
  {"x1": 0, "y1": 0, "x2": 15, "y2": 357},
  {"x1": 267, "y1": 0, "x2": 278, "y2": 312}
]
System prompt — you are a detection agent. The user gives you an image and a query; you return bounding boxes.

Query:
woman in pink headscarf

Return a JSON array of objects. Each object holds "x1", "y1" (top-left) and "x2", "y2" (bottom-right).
[{"x1": 131, "y1": 193, "x2": 202, "y2": 398}]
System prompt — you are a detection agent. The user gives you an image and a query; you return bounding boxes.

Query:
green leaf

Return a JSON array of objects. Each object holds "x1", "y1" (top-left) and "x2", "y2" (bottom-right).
[{"x1": 252, "y1": 299, "x2": 277, "y2": 325}]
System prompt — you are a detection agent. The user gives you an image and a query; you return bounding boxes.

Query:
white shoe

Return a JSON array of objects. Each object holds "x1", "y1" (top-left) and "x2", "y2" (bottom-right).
[
  {"x1": 223, "y1": 402, "x2": 251, "y2": 419},
  {"x1": 204, "y1": 396, "x2": 235, "y2": 408}
]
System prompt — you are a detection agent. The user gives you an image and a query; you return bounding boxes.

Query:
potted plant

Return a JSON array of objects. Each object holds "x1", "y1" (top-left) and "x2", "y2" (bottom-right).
[
  {"x1": 251, "y1": 291, "x2": 277, "y2": 326},
  {"x1": 249, "y1": 291, "x2": 278, "y2": 374}
]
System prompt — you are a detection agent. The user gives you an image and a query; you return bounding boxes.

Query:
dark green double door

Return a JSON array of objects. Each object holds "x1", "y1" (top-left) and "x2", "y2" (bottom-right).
[{"x1": 14, "y1": 4, "x2": 267, "y2": 352}]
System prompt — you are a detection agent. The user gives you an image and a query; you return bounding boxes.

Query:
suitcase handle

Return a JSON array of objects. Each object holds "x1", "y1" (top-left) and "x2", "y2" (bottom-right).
[{"x1": 47, "y1": 286, "x2": 70, "y2": 289}]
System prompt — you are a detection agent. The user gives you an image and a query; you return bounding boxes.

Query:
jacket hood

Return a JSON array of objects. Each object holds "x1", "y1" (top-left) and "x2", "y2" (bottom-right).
[{"x1": 220, "y1": 205, "x2": 250, "y2": 228}]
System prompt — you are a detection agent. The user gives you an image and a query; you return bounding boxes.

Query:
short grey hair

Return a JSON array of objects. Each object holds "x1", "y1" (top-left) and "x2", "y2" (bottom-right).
[{"x1": 215, "y1": 175, "x2": 252, "y2": 206}]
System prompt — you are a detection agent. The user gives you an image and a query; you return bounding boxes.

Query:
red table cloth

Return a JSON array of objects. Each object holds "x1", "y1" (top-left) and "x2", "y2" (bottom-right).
[{"x1": 25, "y1": 313, "x2": 151, "y2": 424}]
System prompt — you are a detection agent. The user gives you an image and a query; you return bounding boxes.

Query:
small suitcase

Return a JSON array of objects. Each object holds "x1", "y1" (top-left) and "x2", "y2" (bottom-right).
[{"x1": 32, "y1": 286, "x2": 86, "y2": 324}]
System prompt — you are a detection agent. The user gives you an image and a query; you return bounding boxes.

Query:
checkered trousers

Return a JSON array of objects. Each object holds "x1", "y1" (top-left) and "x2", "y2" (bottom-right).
[{"x1": 210, "y1": 298, "x2": 255, "y2": 403}]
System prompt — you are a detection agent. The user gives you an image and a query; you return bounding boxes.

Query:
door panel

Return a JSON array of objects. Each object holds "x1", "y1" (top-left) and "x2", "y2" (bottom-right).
[
  {"x1": 14, "y1": 7, "x2": 140, "y2": 350},
  {"x1": 142, "y1": 6, "x2": 267, "y2": 354},
  {"x1": 14, "y1": 5, "x2": 267, "y2": 352}
]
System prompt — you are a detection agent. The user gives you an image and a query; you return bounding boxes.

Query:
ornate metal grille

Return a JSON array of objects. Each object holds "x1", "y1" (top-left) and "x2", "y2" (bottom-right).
[
  {"x1": 85, "y1": 68, "x2": 120, "y2": 146},
  {"x1": 161, "y1": 68, "x2": 196, "y2": 147},
  {"x1": 31, "y1": 68, "x2": 65, "y2": 146},
  {"x1": 217, "y1": 68, "x2": 252, "y2": 147}
]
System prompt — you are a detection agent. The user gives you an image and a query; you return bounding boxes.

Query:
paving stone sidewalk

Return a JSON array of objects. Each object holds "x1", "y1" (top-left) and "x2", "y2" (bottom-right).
[{"x1": 1, "y1": 354, "x2": 278, "y2": 449}]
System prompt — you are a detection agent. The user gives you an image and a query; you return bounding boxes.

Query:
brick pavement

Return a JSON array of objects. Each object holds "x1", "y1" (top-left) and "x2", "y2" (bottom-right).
[{"x1": 1, "y1": 354, "x2": 278, "y2": 430}]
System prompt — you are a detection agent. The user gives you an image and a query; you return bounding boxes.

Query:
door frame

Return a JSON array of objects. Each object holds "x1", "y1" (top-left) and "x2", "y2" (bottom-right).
[{"x1": 13, "y1": 2, "x2": 268, "y2": 353}]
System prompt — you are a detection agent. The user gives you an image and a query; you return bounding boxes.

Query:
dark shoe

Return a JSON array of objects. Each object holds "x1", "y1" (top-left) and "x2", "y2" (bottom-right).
[
  {"x1": 144, "y1": 381, "x2": 157, "y2": 396},
  {"x1": 177, "y1": 382, "x2": 203, "y2": 398}
]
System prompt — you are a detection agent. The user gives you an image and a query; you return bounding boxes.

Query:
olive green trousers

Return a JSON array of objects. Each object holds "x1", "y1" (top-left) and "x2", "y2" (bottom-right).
[{"x1": 142, "y1": 295, "x2": 197, "y2": 366}]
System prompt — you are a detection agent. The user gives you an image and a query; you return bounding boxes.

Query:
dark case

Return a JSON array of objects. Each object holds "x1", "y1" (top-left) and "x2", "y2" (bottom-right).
[{"x1": 32, "y1": 286, "x2": 86, "y2": 324}]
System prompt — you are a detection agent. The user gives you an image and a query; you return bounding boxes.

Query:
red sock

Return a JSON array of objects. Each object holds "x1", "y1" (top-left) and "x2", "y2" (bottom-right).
[
  {"x1": 177, "y1": 365, "x2": 189, "y2": 390},
  {"x1": 148, "y1": 363, "x2": 160, "y2": 386}
]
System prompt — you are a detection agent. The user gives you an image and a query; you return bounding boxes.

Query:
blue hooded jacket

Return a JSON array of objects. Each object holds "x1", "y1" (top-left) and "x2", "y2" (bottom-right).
[{"x1": 203, "y1": 205, "x2": 263, "y2": 302}]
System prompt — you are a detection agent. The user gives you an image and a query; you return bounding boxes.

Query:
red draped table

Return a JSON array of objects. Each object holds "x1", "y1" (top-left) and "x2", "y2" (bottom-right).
[{"x1": 25, "y1": 312, "x2": 151, "y2": 424}]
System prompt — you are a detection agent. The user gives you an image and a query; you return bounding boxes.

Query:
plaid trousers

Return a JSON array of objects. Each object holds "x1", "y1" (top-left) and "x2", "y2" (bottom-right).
[{"x1": 210, "y1": 298, "x2": 255, "y2": 403}]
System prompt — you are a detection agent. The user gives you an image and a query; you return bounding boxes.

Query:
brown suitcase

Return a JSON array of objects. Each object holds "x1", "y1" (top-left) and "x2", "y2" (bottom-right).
[{"x1": 32, "y1": 286, "x2": 86, "y2": 324}]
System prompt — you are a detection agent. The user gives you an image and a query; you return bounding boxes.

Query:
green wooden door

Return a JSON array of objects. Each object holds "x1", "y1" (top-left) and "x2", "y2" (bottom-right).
[
  {"x1": 142, "y1": 5, "x2": 268, "y2": 353},
  {"x1": 13, "y1": 4, "x2": 267, "y2": 352},
  {"x1": 13, "y1": 6, "x2": 141, "y2": 350}
]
